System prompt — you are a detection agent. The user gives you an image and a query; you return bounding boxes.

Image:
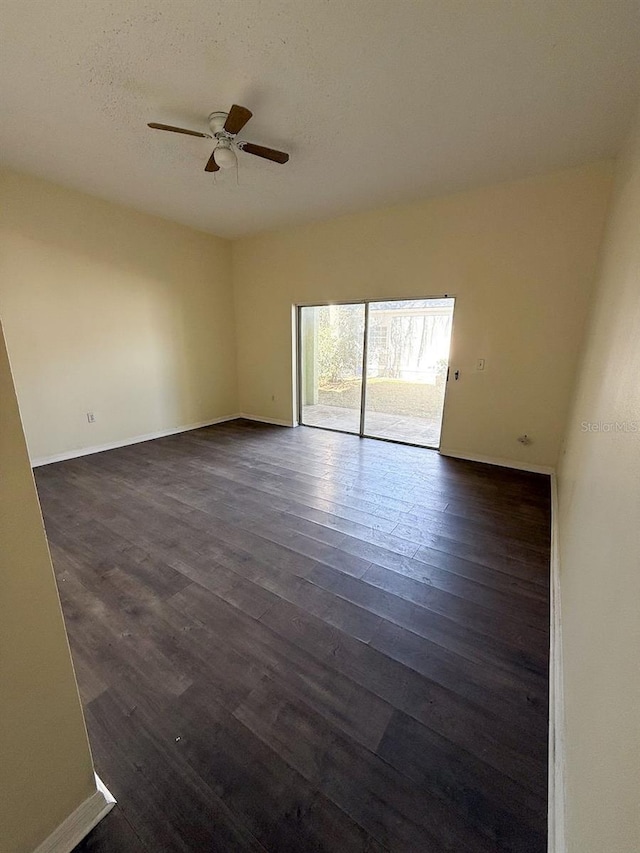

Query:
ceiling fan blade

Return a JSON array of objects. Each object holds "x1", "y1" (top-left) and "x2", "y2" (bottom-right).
[
  {"x1": 204, "y1": 150, "x2": 220, "y2": 172},
  {"x1": 148, "y1": 122, "x2": 211, "y2": 138},
  {"x1": 224, "y1": 105, "x2": 253, "y2": 135},
  {"x1": 240, "y1": 142, "x2": 289, "y2": 164}
]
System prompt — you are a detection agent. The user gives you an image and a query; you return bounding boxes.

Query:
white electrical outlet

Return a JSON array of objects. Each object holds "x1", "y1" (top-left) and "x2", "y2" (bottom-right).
[{"x1": 87, "y1": 412, "x2": 95, "y2": 423}]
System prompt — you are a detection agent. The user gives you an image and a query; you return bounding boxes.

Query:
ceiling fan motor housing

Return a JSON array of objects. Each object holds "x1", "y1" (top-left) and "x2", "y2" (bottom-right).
[{"x1": 208, "y1": 111, "x2": 231, "y2": 136}]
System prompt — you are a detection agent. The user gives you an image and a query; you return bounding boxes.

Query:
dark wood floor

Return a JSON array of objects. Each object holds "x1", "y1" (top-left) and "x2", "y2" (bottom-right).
[{"x1": 35, "y1": 419, "x2": 550, "y2": 852}]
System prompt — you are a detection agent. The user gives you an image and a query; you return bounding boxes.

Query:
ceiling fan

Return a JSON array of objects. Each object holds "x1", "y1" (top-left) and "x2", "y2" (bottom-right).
[{"x1": 148, "y1": 104, "x2": 289, "y2": 173}]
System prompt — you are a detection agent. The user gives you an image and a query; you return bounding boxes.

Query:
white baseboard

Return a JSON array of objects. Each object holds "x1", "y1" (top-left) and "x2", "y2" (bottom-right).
[
  {"x1": 30, "y1": 415, "x2": 241, "y2": 467},
  {"x1": 439, "y1": 448, "x2": 555, "y2": 475},
  {"x1": 548, "y1": 472, "x2": 566, "y2": 852},
  {"x1": 33, "y1": 773, "x2": 115, "y2": 853},
  {"x1": 238, "y1": 412, "x2": 296, "y2": 428}
]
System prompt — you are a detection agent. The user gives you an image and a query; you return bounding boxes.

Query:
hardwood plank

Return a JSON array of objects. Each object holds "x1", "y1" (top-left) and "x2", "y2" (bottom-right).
[
  {"x1": 308, "y1": 562, "x2": 548, "y2": 679},
  {"x1": 377, "y1": 710, "x2": 546, "y2": 852},
  {"x1": 360, "y1": 562, "x2": 548, "y2": 651},
  {"x1": 72, "y1": 807, "x2": 150, "y2": 853},
  {"x1": 261, "y1": 597, "x2": 547, "y2": 738},
  {"x1": 85, "y1": 690, "x2": 268, "y2": 852},
  {"x1": 234, "y1": 677, "x2": 496, "y2": 852},
  {"x1": 339, "y1": 537, "x2": 548, "y2": 624},
  {"x1": 32, "y1": 420, "x2": 550, "y2": 853},
  {"x1": 168, "y1": 581, "x2": 394, "y2": 752}
]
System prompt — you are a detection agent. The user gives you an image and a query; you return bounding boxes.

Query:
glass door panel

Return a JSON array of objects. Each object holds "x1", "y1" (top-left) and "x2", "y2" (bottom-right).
[
  {"x1": 363, "y1": 298, "x2": 455, "y2": 447},
  {"x1": 299, "y1": 303, "x2": 365, "y2": 434}
]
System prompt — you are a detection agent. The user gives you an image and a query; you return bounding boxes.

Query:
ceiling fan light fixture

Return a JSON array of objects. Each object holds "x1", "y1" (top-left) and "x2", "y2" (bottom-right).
[{"x1": 214, "y1": 143, "x2": 236, "y2": 169}]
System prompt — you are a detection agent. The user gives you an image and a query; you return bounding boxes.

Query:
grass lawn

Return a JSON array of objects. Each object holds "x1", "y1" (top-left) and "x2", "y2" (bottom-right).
[{"x1": 318, "y1": 377, "x2": 445, "y2": 419}]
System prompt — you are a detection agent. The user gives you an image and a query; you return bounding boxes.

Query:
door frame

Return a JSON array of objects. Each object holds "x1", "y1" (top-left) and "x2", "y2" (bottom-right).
[{"x1": 295, "y1": 294, "x2": 456, "y2": 449}]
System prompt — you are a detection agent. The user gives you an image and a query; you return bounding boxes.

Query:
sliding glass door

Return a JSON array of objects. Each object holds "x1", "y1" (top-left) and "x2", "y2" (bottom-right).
[
  {"x1": 299, "y1": 297, "x2": 454, "y2": 448},
  {"x1": 363, "y1": 299, "x2": 454, "y2": 446},
  {"x1": 299, "y1": 303, "x2": 365, "y2": 434}
]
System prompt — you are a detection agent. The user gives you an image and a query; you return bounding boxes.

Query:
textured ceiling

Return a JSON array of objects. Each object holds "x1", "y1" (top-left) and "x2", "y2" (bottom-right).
[{"x1": 2, "y1": 0, "x2": 640, "y2": 238}]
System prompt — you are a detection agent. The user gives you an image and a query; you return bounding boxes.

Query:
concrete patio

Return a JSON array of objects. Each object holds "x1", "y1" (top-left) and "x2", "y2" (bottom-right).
[{"x1": 300, "y1": 404, "x2": 442, "y2": 447}]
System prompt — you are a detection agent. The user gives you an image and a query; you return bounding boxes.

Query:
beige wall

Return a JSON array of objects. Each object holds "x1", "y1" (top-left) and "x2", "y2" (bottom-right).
[
  {"x1": 557, "y1": 114, "x2": 640, "y2": 851},
  {"x1": 0, "y1": 164, "x2": 613, "y2": 469},
  {"x1": 0, "y1": 322, "x2": 96, "y2": 853},
  {"x1": 0, "y1": 169, "x2": 237, "y2": 464},
  {"x1": 232, "y1": 162, "x2": 613, "y2": 468}
]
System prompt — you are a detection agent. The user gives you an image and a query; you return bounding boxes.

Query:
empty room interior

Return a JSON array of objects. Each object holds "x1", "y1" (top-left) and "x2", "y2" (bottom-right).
[{"x1": 2, "y1": 3, "x2": 640, "y2": 852}]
